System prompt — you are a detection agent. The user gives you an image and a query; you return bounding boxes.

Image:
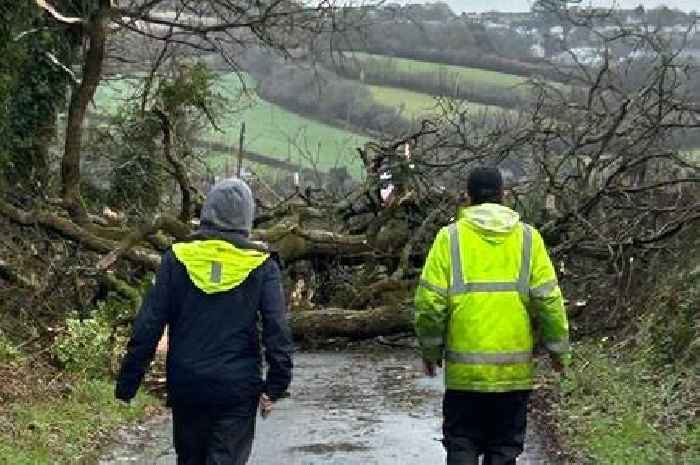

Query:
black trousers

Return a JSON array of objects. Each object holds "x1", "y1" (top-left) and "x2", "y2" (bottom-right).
[
  {"x1": 172, "y1": 405, "x2": 257, "y2": 465},
  {"x1": 443, "y1": 390, "x2": 530, "y2": 465}
]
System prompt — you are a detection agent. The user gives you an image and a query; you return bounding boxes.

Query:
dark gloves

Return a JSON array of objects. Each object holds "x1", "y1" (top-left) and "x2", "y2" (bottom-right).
[
  {"x1": 115, "y1": 380, "x2": 137, "y2": 403},
  {"x1": 264, "y1": 390, "x2": 290, "y2": 402}
]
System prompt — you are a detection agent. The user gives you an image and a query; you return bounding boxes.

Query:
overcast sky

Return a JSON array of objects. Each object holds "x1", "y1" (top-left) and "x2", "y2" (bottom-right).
[{"x1": 394, "y1": 1, "x2": 698, "y2": 13}]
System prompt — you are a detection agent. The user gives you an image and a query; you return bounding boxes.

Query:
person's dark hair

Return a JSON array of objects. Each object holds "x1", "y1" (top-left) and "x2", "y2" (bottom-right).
[{"x1": 467, "y1": 167, "x2": 504, "y2": 205}]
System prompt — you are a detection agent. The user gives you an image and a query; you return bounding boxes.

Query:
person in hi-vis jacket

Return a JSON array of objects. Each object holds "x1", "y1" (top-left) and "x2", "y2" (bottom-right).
[{"x1": 415, "y1": 167, "x2": 570, "y2": 465}]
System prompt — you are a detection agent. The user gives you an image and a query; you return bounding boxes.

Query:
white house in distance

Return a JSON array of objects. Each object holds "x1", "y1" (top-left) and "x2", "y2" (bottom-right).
[
  {"x1": 549, "y1": 25, "x2": 565, "y2": 39},
  {"x1": 530, "y1": 43, "x2": 546, "y2": 58},
  {"x1": 552, "y1": 47, "x2": 605, "y2": 66}
]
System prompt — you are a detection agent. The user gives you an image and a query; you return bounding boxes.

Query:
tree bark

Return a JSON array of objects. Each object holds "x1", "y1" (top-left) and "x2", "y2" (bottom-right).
[
  {"x1": 96, "y1": 215, "x2": 190, "y2": 271},
  {"x1": 290, "y1": 306, "x2": 413, "y2": 340},
  {"x1": 61, "y1": 0, "x2": 111, "y2": 223},
  {"x1": 0, "y1": 258, "x2": 36, "y2": 289},
  {"x1": 154, "y1": 109, "x2": 192, "y2": 223},
  {"x1": 349, "y1": 279, "x2": 417, "y2": 309},
  {"x1": 254, "y1": 224, "x2": 371, "y2": 263},
  {"x1": 0, "y1": 197, "x2": 161, "y2": 271}
]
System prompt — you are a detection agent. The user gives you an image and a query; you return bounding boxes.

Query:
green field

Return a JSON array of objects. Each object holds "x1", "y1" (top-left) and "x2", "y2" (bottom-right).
[
  {"x1": 367, "y1": 84, "x2": 504, "y2": 119},
  {"x1": 368, "y1": 85, "x2": 439, "y2": 118},
  {"x1": 678, "y1": 148, "x2": 700, "y2": 163},
  {"x1": 348, "y1": 52, "x2": 527, "y2": 90},
  {"x1": 92, "y1": 76, "x2": 148, "y2": 117},
  {"x1": 93, "y1": 73, "x2": 369, "y2": 176},
  {"x1": 211, "y1": 73, "x2": 367, "y2": 174},
  {"x1": 685, "y1": 149, "x2": 700, "y2": 159}
]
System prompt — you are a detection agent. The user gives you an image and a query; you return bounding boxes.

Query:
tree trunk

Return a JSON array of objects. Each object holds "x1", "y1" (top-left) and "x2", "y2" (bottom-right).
[
  {"x1": 154, "y1": 110, "x2": 192, "y2": 223},
  {"x1": 32, "y1": 115, "x2": 55, "y2": 189},
  {"x1": 61, "y1": 0, "x2": 110, "y2": 223},
  {"x1": 0, "y1": 258, "x2": 36, "y2": 289},
  {"x1": 254, "y1": 224, "x2": 371, "y2": 263},
  {"x1": 290, "y1": 306, "x2": 413, "y2": 340},
  {"x1": 0, "y1": 197, "x2": 161, "y2": 271}
]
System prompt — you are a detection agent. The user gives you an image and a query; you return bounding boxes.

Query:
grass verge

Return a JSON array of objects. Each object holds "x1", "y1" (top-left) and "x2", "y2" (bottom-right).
[
  {"x1": 554, "y1": 341, "x2": 698, "y2": 465},
  {"x1": 0, "y1": 373, "x2": 161, "y2": 465}
]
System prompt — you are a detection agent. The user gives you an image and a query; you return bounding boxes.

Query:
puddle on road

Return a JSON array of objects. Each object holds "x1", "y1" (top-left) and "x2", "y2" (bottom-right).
[{"x1": 99, "y1": 350, "x2": 548, "y2": 465}]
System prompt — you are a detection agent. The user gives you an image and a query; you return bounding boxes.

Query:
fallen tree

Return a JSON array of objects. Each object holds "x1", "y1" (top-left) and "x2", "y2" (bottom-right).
[
  {"x1": 290, "y1": 306, "x2": 413, "y2": 340},
  {"x1": 1, "y1": 8, "x2": 699, "y2": 342},
  {"x1": 0, "y1": 197, "x2": 161, "y2": 271},
  {"x1": 0, "y1": 258, "x2": 35, "y2": 289}
]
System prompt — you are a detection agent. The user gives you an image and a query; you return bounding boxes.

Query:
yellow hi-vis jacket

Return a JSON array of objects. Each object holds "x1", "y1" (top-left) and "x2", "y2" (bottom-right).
[{"x1": 414, "y1": 203, "x2": 570, "y2": 392}]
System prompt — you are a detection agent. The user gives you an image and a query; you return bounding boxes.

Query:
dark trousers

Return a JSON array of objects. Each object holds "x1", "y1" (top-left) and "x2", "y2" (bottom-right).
[
  {"x1": 172, "y1": 405, "x2": 256, "y2": 465},
  {"x1": 443, "y1": 390, "x2": 530, "y2": 465}
]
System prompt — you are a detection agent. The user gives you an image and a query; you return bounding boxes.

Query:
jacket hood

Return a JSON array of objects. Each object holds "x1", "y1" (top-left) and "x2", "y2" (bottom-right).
[
  {"x1": 172, "y1": 240, "x2": 269, "y2": 294},
  {"x1": 458, "y1": 203, "x2": 521, "y2": 243},
  {"x1": 200, "y1": 178, "x2": 254, "y2": 235}
]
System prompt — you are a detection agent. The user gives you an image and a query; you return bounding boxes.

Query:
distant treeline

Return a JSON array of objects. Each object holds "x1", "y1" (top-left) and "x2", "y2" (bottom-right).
[
  {"x1": 335, "y1": 20, "x2": 562, "y2": 81},
  {"x1": 352, "y1": 47, "x2": 545, "y2": 79}
]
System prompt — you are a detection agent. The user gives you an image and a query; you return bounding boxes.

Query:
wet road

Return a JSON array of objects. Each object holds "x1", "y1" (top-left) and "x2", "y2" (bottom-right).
[{"x1": 99, "y1": 350, "x2": 548, "y2": 465}]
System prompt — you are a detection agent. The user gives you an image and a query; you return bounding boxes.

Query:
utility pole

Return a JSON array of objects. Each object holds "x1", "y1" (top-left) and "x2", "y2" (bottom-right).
[
  {"x1": 237, "y1": 122, "x2": 246, "y2": 177},
  {"x1": 225, "y1": 136, "x2": 230, "y2": 178}
]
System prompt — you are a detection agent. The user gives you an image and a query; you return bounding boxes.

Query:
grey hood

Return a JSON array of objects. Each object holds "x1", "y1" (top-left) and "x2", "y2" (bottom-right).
[{"x1": 199, "y1": 178, "x2": 254, "y2": 236}]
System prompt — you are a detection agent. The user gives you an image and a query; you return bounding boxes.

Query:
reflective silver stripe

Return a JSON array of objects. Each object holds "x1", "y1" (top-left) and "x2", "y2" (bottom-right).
[
  {"x1": 448, "y1": 222, "x2": 533, "y2": 296},
  {"x1": 446, "y1": 350, "x2": 533, "y2": 365},
  {"x1": 448, "y1": 223, "x2": 463, "y2": 293},
  {"x1": 545, "y1": 340, "x2": 570, "y2": 353},
  {"x1": 462, "y1": 282, "x2": 518, "y2": 292},
  {"x1": 530, "y1": 280, "x2": 558, "y2": 298},
  {"x1": 420, "y1": 336, "x2": 444, "y2": 347},
  {"x1": 210, "y1": 261, "x2": 222, "y2": 283},
  {"x1": 518, "y1": 224, "x2": 532, "y2": 294},
  {"x1": 419, "y1": 279, "x2": 448, "y2": 297}
]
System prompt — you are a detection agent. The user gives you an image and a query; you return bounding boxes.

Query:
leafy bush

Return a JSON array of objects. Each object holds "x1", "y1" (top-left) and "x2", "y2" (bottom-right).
[
  {"x1": 93, "y1": 289, "x2": 149, "y2": 375},
  {"x1": 50, "y1": 274, "x2": 152, "y2": 377},
  {"x1": 51, "y1": 316, "x2": 112, "y2": 378},
  {"x1": 99, "y1": 110, "x2": 165, "y2": 216},
  {"x1": 0, "y1": 331, "x2": 22, "y2": 365},
  {"x1": 95, "y1": 295, "x2": 137, "y2": 325}
]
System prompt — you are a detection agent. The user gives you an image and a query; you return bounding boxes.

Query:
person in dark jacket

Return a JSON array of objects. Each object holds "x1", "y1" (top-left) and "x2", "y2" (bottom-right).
[{"x1": 116, "y1": 178, "x2": 294, "y2": 465}]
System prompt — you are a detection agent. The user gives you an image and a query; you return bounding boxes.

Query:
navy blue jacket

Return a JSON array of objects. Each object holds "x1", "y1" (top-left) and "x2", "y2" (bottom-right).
[{"x1": 115, "y1": 249, "x2": 293, "y2": 408}]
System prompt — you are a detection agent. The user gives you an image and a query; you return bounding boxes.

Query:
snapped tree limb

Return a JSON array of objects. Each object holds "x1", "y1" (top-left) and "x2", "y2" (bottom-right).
[
  {"x1": 96, "y1": 215, "x2": 190, "y2": 271},
  {"x1": 0, "y1": 258, "x2": 36, "y2": 289},
  {"x1": 0, "y1": 198, "x2": 161, "y2": 271},
  {"x1": 35, "y1": 0, "x2": 85, "y2": 24}
]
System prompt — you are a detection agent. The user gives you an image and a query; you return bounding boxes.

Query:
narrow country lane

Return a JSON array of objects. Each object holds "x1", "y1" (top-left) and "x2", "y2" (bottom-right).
[{"x1": 99, "y1": 350, "x2": 550, "y2": 465}]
